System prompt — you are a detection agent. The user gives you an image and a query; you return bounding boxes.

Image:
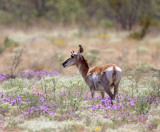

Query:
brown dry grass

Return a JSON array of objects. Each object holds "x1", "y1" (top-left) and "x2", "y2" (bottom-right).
[{"x1": 0, "y1": 26, "x2": 159, "y2": 77}]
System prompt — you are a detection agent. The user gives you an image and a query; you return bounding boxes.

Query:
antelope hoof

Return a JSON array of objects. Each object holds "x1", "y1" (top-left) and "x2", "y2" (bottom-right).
[
  {"x1": 112, "y1": 96, "x2": 116, "y2": 100},
  {"x1": 101, "y1": 101, "x2": 105, "y2": 106},
  {"x1": 111, "y1": 100, "x2": 116, "y2": 105}
]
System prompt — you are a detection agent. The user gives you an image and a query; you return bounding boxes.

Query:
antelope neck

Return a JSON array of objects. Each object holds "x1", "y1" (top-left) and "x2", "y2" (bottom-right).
[{"x1": 76, "y1": 56, "x2": 89, "y2": 78}]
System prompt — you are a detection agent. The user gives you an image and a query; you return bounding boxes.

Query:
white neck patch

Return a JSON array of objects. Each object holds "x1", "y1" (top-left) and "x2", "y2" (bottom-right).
[
  {"x1": 78, "y1": 64, "x2": 81, "y2": 71},
  {"x1": 78, "y1": 64, "x2": 82, "y2": 75}
]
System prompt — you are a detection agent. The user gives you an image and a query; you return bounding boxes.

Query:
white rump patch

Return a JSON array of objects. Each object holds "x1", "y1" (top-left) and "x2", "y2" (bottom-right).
[
  {"x1": 115, "y1": 67, "x2": 122, "y2": 72},
  {"x1": 105, "y1": 66, "x2": 114, "y2": 83},
  {"x1": 115, "y1": 67, "x2": 122, "y2": 84},
  {"x1": 105, "y1": 66, "x2": 122, "y2": 84}
]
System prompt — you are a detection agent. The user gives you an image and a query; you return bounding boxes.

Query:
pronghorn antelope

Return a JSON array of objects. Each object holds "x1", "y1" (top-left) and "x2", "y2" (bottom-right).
[{"x1": 62, "y1": 45, "x2": 122, "y2": 104}]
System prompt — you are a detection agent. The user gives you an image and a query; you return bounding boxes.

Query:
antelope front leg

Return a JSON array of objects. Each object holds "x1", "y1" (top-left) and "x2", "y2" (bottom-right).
[
  {"x1": 88, "y1": 84, "x2": 95, "y2": 99},
  {"x1": 101, "y1": 91, "x2": 105, "y2": 99},
  {"x1": 85, "y1": 77, "x2": 95, "y2": 99},
  {"x1": 91, "y1": 89, "x2": 95, "y2": 99}
]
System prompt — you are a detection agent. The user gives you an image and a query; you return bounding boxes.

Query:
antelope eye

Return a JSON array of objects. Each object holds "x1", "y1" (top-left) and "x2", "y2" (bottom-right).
[{"x1": 71, "y1": 55, "x2": 74, "y2": 58}]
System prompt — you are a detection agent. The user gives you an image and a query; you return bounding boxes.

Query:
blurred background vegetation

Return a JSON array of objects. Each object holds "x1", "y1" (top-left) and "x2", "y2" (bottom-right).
[
  {"x1": 0, "y1": 0, "x2": 160, "y2": 30},
  {"x1": 0, "y1": 0, "x2": 160, "y2": 74}
]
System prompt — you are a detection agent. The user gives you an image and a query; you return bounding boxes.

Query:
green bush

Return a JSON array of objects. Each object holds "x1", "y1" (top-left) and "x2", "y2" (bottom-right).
[
  {"x1": 0, "y1": 102, "x2": 18, "y2": 116},
  {"x1": 0, "y1": 44, "x2": 5, "y2": 54},
  {"x1": 84, "y1": 52, "x2": 99, "y2": 66},
  {"x1": 54, "y1": 0, "x2": 81, "y2": 23},
  {"x1": 89, "y1": 48, "x2": 100, "y2": 54},
  {"x1": 100, "y1": 19, "x2": 114, "y2": 28},
  {"x1": 129, "y1": 16, "x2": 152, "y2": 39},
  {"x1": 147, "y1": 115, "x2": 160, "y2": 128},
  {"x1": 0, "y1": 0, "x2": 159, "y2": 30},
  {"x1": 133, "y1": 99, "x2": 151, "y2": 115},
  {"x1": 3, "y1": 37, "x2": 19, "y2": 48},
  {"x1": 1, "y1": 78, "x2": 31, "y2": 95},
  {"x1": 0, "y1": 37, "x2": 19, "y2": 54},
  {"x1": 0, "y1": 10, "x2": 14, "y2": 24}
]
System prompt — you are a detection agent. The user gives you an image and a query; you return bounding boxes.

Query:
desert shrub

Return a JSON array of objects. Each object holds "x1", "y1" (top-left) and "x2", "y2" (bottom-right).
[
  {"x1": 103, "y1": 48, "x2": 116, "y2": 53},
  {"x1": 120, "y1": 77, "x2": 135, "y2": 92},
  {"x1": 52, "y1": 51, "x2": 65, "y2": 63},
  {"x1": 133, "y1": 63, "x2": 154, "y2": 74},
  {"x1": 133, "y1": 99, "x2": 151, "y2": 114},
  {"x1": 149, "y1": 105, "x2": 160, "y2": 116},
  {"x1": 89, "y1": 48, "x2": 100, "y2": 54},
  {"x1": 18, "y1": 119, "x2": 89, "y2": 132},
  {"x1": 147, "y1": 115, "x2": 160, "y2": 128},
  {"x1": 100, "y1": 18, "x2": 114, "y2": 28},
  {"x1": 58, "y1": 120, "x2": 89, "y2": 132},
  {"x1": 5, "y1": 115, "x2": 24, "y2": 129},
  {"x1": 95, "y1": 116, "x2": 113, "y2": 131},
  {"x1": 0, "y1": 10, "x2": 14, "y2": 24},
  {"x1": 129, "y1": 16, "x2": 152, "y2": 39},
  {"x1": 9, "y1": 48, "x2": 23, "y2": 78},
  {"x1": 0, "y1": 37, "x2": 19, "y2": 54},
  {"x1": 0, "y1": 45, "x2": 5, "y2": 54},
  {"x1": 78, "y1": 112, "x2": 113, "y2": 131},
  {"x1": 40, "y1": 75, "x2": 86, "y2": 91},
  {"x1": 18, "y1": 120, "x2": 58, "y2": 132},
  {"x1": 108, "y1": 0, "x2": 141, "y2": 30},
  {"x1": 29, "y1": 60, "x2": 46, "y2": 71},
  {"x1": 0, "y1": 102, "x2": 18, "y2": 116},
  {"x1": 136, "y1": 85, "x2": 155, "y2": 97},
  {"x1": 106, "y1": 124, "x2": 145, "y2": 132},
  {"x1": 25, "y1": 76, "x2": 88, "y2": 115},
  {"x1": 20, "y1": 92, "x2": 40, "y2": 108},
  {"x1": 54, "y1": 0, "x2": 81, "y2": 23},
  {"x1": 120, "y1": 77, "x2": 156, "y2": 98},
  {"x1": 2, "y1": 37, "x2": 19, "y2": 48},
  {"x1": 134, "y1": 47, "x2": 150, "y2": 55},
  {"x1": 70, "y1": 28, "x2": 84, "y2": 37},
  {"x1": 142, "y1": 76, "x2": 160, "y2": 97},
  {"x1": 97, "y1": 34, "x2": 109, "y2": 39},
  {"x1": 1, "y1": 78, "x2": 31, "y2": 95},
  {"x1": 157, "y1": 125, "x2": 160, "y2": 131},
  {"x1": 84, "y1": 52, "x2": 99, "y2": 66}
]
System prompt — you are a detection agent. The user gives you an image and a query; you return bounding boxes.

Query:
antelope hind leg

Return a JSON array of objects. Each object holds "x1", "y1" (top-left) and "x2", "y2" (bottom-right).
[
  {"x1": 101, "y1": 75, "x2": 114, "y2": 104},
  {"x1": 113, "y1": 82, "x2": 119, "y2": 100}
]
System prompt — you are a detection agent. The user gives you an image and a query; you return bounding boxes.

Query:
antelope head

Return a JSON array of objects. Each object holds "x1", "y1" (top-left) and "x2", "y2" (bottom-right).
[{"x1": 62, "y1": 45, "x2": 84, "y2": 68}]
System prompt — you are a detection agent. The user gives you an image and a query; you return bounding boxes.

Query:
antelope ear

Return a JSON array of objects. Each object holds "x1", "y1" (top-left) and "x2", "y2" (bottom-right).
[{"x1": 78, "y1": 45, "x2": 83, "y2": 54}]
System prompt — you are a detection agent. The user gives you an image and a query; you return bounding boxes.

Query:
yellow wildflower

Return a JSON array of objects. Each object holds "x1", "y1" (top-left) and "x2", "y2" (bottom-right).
[{"x1": 94, "y1": 127, "x2": 100, "y2": 131}]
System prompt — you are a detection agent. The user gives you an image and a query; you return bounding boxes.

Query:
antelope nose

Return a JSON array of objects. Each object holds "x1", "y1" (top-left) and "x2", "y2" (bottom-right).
[{"x1": 62, "y1": 62, "x2": 66, "y2": 67}]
